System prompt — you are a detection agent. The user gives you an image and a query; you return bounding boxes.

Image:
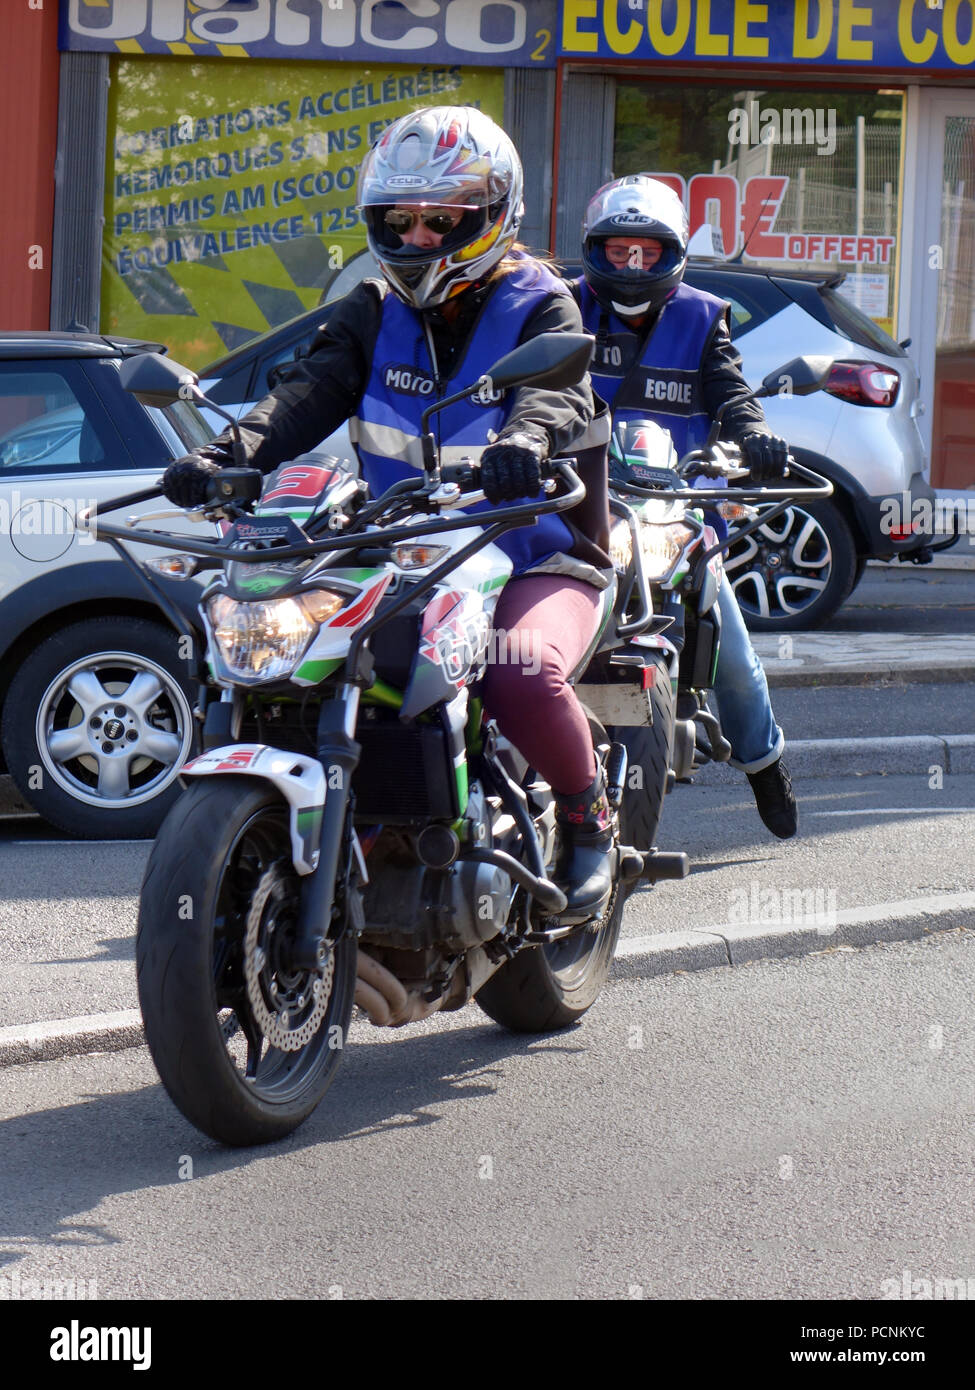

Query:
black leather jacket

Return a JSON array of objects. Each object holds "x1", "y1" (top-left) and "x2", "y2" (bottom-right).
[{"x1": 199, "y1": 272, "x2": 596, "y2": 474}]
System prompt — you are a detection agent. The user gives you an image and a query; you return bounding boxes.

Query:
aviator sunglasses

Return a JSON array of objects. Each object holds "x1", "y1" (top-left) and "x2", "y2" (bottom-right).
[{"x1": 384, "y1": 207, "x2": 464, "y2": 236}]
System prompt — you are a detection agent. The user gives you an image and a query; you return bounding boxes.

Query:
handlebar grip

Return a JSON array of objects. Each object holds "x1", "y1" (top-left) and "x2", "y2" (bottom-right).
[{"x1": 440, "y1": 462, "x2": 477, "y2": 489}]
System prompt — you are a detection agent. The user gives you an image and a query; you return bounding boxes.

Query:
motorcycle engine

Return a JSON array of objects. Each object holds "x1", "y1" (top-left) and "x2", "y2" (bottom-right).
[{"x1": 359, "y1": 784, "x2": 513, "y2": 952}]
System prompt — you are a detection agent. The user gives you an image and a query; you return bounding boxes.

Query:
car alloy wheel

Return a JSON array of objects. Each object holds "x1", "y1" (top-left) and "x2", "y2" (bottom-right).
[
  {"x1": 724, "y1": 499, "x2": 856, "y2": 631},
  {"x1": 36, "y1": 649, "x2": 193, "y2": 809}
]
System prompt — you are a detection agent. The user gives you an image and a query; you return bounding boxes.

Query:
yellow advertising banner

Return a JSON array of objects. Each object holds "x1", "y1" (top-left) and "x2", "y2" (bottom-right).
[{"x1": 102, "y1": 58, "x2": 504, "y2": 368}]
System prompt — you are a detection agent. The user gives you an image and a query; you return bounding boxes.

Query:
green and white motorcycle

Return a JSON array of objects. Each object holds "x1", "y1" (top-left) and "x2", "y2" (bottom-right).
[
  {"x1": 602, "y1": 355, "x2": 835, "y2": 851},
  {"x1": 80, "y1": 334, "x2": 687, "y2": 1148}
]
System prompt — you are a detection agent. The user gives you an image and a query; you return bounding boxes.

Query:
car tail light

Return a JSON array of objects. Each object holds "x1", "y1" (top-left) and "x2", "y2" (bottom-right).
[
  {"x1": 825, "y1": 360, "x2": 900, "y2": 407},
  {"x1": 888, "y1": 524, "x2": 920, "y2": 541}
]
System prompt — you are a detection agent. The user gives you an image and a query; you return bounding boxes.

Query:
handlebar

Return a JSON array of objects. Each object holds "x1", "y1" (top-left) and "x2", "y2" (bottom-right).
[
  {"x1": 608, "y1": 458, "x2": 833, "y2": 504},
  {"x1": 75, "y1": 462, "x2": 587, "y2": 565},
  {"x1": 75, "y1": 483, "x2": 164, "y2": 531}
]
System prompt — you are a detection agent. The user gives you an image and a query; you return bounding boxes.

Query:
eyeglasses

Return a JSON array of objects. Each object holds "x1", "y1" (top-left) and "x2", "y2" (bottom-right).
[{"x1": 383, "y1": 208, "x2": 463, "y2": 236}]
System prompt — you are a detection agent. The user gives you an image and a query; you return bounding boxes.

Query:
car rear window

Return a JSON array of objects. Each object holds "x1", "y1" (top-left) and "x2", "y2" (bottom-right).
[
  {"x1": 684, "y1": 268, "x2": 786, "y2": 340},
  {"x1": 0, "y1": 364, "x2": 124, "y2": 474},
  {"x1": 818, "y1": 285, "x2": 907, "y2": 357}
]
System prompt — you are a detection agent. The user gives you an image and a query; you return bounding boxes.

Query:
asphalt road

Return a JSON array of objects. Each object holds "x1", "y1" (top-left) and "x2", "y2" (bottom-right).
[
  {"x1": 0, "y1": 929, "x2": 971, "y2": 1300},
  {"x1": 772, "y1": 680, "x2": 975, "y2": 740},
  {"x1": 2, "y1": 769, "x2": 972, "y2": 1028},
  {"x1": 1, "y1": 562, "x2": 972, "y2": 1306},
  {"x1": 827, "y1": 563, "x2": 975, "y2": 635}
]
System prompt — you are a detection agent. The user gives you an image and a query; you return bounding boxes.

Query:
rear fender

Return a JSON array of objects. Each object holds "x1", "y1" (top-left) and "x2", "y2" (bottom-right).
[{"x1": 180, "y1": 744, "x2": 326, "y2": 874}]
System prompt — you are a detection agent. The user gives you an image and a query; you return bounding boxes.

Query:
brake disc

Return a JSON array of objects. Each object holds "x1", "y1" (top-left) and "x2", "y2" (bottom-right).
[{"x1": 243, "y1": 862, "x2": 334, "y2": 1052}]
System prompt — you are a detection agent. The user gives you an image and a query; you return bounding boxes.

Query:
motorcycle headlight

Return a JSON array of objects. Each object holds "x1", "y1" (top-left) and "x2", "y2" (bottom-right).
[
  {"x1": 639, "y1": 522, "x2": 696, "y2": 582},
  {"x1": 206, "y1": 588, "x2": 346, "y2": 681}
]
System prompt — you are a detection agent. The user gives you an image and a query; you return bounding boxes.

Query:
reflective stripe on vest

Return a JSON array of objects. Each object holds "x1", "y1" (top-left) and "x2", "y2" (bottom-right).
[
  {"x1": 577, "y1": 278, "x2": 724, "y2": 457},
  {"x1": 353, "y1": 259, "x2": 577, "y2": 575}
]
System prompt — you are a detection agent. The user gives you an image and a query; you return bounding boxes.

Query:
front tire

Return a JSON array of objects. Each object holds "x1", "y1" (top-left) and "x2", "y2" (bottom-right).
[{"x1": 137, "y1": 778, "x2": 357, "y2": 1146}]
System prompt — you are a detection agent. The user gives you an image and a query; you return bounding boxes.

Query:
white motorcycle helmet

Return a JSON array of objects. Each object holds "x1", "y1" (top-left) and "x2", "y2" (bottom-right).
[
  {"x1": 357, "y1": 106, "x2": 525, "y2": 311},
  {"x1": 582, "y1": 174, "x2": 689, "y2": 319}
]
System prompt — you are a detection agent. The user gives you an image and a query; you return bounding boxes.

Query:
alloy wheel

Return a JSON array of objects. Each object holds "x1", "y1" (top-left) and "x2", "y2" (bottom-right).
[{"x1": 36, "y1": 650, "x2": 193, "y2": 809}]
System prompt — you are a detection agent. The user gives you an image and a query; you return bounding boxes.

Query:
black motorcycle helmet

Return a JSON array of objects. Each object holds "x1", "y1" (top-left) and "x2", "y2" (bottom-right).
[{"x1": 581, "y1": 174, "x2": 689, "y2": 320}]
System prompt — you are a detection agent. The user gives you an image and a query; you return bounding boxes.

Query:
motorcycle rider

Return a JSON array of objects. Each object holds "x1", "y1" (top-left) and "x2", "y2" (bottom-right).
[
  {"x1": 161, "y1": 106, "x2": 619, "y2": 921},
  {"x1": 573, "y1": 174, "x2": 797, "y2": 838}
]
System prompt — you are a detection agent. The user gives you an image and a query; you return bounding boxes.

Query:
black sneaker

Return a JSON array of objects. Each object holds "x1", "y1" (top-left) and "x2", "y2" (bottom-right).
[{"x1": 746, "y1": 758, "x2": 798, "y2": 839}]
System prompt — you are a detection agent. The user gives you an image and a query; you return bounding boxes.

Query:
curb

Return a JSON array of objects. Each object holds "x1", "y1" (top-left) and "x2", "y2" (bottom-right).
[
  {"x1": 615, "y1": 891, "x2": 975, "y2": 977},
  {"x1": 687, "y1": 728, "x2": 973, "y2": 783},
  {"x1": 692, "y1": 733, "x2": 975, "y2": 784},
  {"x1": 765, "y1": 661, "x2": 975, "y2": 689},
  {"x1": 0, "y1": 1010, "x2": 144, "y2": 1068},
  {"x1": 4, "y1": 897, "x2": 974, "y2": 1070}
]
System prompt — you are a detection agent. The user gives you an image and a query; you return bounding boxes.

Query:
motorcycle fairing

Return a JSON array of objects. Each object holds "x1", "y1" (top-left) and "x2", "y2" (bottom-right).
[
  {"x1": 181, "y1": 744, "x2": 327, "y2": 874},
  {"x1": 401, "y1": 587, "x2": 491, "y2": 721},
  {"x1": 257, "y1": 461, "x2": 360, "y2": 524},
  {"x1": 289, "y1": 573, "x2": 394, "y2": 685}
]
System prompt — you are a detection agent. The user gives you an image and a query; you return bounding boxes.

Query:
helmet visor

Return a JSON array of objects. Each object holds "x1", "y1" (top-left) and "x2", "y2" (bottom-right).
[{"x1": 586, "y1": 238, "x2": 684, "y2": 281}]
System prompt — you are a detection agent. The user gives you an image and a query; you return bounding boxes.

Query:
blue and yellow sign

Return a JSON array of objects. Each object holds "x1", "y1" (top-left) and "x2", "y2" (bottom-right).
[{"x1": 65, "y1": 1, "x2": 975, "y2": 71}]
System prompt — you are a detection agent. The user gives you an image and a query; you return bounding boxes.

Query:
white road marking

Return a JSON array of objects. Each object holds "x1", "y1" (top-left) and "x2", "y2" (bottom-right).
[{"x1": 811, "y1": 809, "x2": 975, "y2": 816}]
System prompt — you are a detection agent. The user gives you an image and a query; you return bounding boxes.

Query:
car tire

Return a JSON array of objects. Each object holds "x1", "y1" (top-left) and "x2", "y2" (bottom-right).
[
  {"x1": 724, "y1": 499, "x2": 857, "y2": 632},
  {"x1": 845, "y1": 555, "x2": 868, "y2": 598},
  {"x1": 2, "y1": 617, "x2": 198, "y2": 839}
]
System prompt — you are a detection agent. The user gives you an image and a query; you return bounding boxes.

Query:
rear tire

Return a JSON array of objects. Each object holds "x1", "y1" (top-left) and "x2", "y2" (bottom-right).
[
  {"x1": 607, "y1": 654, "x2": 674, "y2": 852},
  {"x1": 475, "y1": 712, "x2": 624, "y2": 1033},
  {"x1": 137, "y1": 777, "x2": 357, "y2": 1146}
]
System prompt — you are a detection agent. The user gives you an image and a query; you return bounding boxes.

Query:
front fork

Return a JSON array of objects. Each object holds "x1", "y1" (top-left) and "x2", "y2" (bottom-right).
[{"x1": 289, "y1": 684, "x2": 362, "y2": 972}]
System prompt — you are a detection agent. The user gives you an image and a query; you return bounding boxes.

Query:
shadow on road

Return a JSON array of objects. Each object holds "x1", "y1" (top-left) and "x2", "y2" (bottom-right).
[{"x1": 0, "y1": 1021, "x2": 580, "y2": 1266}]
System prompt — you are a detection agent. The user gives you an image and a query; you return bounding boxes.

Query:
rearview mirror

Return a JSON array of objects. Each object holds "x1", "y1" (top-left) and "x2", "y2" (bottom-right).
[
  {"x1": 483, "y1": 333, "x2": 595, "y2": 393},
  {"x1": 119, "y1": 352, "x2": 198, "y2": 407},
  {"x1": 758, "y1": 355, "x2": 834, "y2": 398}
]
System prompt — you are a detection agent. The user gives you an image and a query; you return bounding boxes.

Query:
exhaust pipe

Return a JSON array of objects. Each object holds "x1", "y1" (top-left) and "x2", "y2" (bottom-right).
[{"x1": 355, "y1": 950, "x2": 443, "y2": 1027}]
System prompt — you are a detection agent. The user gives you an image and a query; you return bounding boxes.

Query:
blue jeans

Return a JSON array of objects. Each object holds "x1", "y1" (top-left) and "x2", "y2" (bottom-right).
[{"x1": 712, "y1": 579, "x2": 784, "y2": 773}]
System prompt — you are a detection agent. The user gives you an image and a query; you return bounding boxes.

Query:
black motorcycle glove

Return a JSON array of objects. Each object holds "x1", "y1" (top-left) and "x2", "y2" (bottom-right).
[
  {"x1": 740, "y1": 431, "x2": 789, "y2": 482},
  {"x1": 162, "y1": 453, "x2": 221, "y2": 509},
  {"x1": 479, "y1": 434, "x2": 545, "y2": 504}
]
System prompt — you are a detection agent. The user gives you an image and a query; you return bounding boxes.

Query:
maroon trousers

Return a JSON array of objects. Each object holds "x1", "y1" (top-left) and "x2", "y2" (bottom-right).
[{"x1": 481, "y1": 574, "x2": 604, "y2": 796}]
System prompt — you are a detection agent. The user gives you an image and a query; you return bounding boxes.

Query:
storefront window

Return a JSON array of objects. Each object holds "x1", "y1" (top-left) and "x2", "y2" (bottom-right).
[
  {"x1": 932, "y1": 114, "x2": 975, "y2": 488},
  {"x1": 613, "y1": 83, "x2": 904, "y2": 337},
  {"x1": 102, "y1": 58, "x2": 504, "y2": 369}
]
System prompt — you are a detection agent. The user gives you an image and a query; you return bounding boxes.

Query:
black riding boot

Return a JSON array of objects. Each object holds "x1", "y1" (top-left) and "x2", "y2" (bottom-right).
[{"x1": 552, "y1": 770, "x2": 615, "y2": 924}]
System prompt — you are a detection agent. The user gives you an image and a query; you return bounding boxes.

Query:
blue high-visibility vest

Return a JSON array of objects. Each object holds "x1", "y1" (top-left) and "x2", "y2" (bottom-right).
[
  {"x1": 576, "y1": 278, "x2": 725, "y2": 456},
  {"x1": 352, "y1": 258, "x2": 576, "y2": 576},
  {"x1": 577, "y1": 277, "x2": 731, "y2": 537}
]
